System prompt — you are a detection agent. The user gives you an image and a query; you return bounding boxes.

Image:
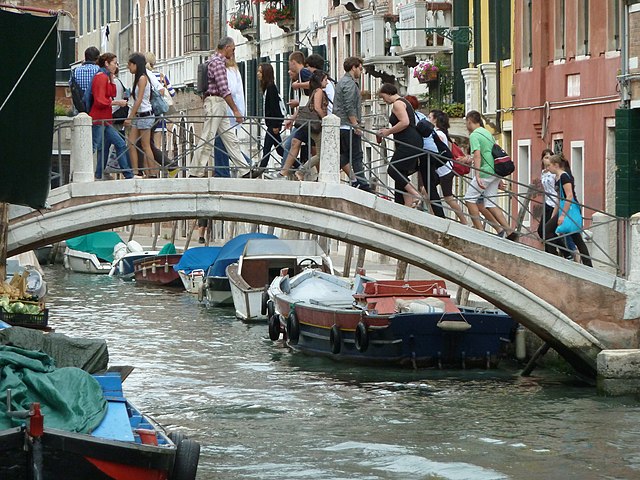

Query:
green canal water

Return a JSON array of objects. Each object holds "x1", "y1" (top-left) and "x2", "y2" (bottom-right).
[{"x1": 43, "y1": 266, "x2": 640, "y2": 479}]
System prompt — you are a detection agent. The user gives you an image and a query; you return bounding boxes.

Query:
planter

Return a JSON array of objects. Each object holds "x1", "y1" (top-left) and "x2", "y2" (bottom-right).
[
  {"x1": 241, "y1": 27, "x2": 258, "y2": 41},
  {"x1": 276, "y1": 18, "x2": 295, "y2": 33},
  {"x1": 418, "y1": 71, "x2": 438, "y2": 83}
]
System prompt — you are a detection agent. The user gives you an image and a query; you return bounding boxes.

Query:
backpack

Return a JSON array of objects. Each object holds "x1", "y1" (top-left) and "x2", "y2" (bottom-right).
[
  {"x1": 416, "y1": 118, "x2": 452, "y2": 160},
  {"x1": 83, "y1": 75, "x2": 95, "y2": 113},
  {"x1": 69, "y1": 73, "x2": 87, "y2": 113},
  {"x1": 477, "y1": 129, "x2": 515, "y2": 177},
  {"x1": 196, "y1": 59, "x2": 212, "y2": 95}
]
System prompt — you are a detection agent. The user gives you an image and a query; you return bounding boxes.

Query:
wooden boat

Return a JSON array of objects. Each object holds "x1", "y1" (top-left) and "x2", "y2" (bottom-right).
[
  {"x1": 109, "y1": 241, "x2": 159, "y2": 280},
  {"x1": 267, "y1": 270, "x2": 518, "y2": 368},
  {"x1": 64, "y1": 232, "x2": 123, "y2": 274},
  {"x1": 227, "y1": 238, "x2": 334, "y2": 322},
  {"x1": 199, "y1": 232, "x2": 276, "y2": 307},
  {"x1": 174, "y1": 246, "x2": 222, "y2": 294},
  {"x1": 0, "y1": 371, "x2": 200, "y2": 480},
  {"x1": 133, "y1": 254, "x2": 183, "y2": 287},
  {"x1": 6, "y1": 251, "x2": 47, "y2": 300}
]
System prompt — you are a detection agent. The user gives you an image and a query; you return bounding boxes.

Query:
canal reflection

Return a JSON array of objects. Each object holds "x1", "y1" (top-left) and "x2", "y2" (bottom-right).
[{"x1": 43, "y1": 266, "x2": 640, "y2": 479}]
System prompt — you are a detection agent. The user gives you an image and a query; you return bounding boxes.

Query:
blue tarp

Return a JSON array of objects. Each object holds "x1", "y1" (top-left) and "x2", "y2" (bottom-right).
[
  {"x1": 206, "y1": 233, "x2": 277, "y2": 277},
  {"x1": 173, "y1": 246, "x2": 222, "y2": 274},
  {"x1": 65, "y1": 232, "x2": 123, "y2": 262}
]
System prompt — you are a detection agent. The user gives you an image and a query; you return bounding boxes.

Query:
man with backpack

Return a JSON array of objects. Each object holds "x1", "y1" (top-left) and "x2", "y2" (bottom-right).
[{"x1": 69, "y1": 46, "x2": 100, "y2": 113}]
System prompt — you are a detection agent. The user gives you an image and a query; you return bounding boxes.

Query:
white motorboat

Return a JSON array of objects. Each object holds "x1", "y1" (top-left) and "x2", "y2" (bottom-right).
[
  {"x1": 227, "y1": 238, "x2": 334, "y2": 322},
  {"x1": 63, "y1": 232, "x2": 123, "y2": 274},
  {"x1": 109, "y1": 241, "x2": 159, "y2": 280},
  {"x1": 174, "y1": 246, "x2": 222, "y2": 293}
]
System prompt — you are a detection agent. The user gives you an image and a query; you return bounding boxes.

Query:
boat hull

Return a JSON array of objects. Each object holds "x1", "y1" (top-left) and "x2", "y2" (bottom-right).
[
  {"x1": 64, "y1": 248, "x2": 112, "y2": 274},
  {"x1": 178, "y1": 269, "x2": 205, "y2": 294},
  {"x1": 203, "y1": 276, "x2": 233, "y2": 306},
  {"x1": 133, "y1": 255, "x2": 183, "y2": 287},
  {"x1": 227, "y1": 263, "x2": 266, "y2": 322}
]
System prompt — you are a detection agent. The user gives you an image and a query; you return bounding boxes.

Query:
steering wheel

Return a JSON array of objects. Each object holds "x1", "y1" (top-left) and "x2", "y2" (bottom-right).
[{"x1": 298, "y1": 257, "x2": 320, "y2": 269}]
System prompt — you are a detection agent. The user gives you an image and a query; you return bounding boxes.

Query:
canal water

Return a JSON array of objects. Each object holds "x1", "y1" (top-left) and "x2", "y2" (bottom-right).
[{"x1": 43, "y1": 265, "x2": 640, "y2": 479}]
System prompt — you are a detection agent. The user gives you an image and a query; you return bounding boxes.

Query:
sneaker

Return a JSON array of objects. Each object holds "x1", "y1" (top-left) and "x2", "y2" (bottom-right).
[
  {"x1": 265, "y1": 171, "x2": 288, "y2": 180},
  {"x1": 351, "y1": 180, "x2": 373, "y2": 193},
  {"x1": 198, "y1": 237, "x2": 205, "y2": 244},
  {"x1": 104, "y1": 164, "x2": 123, "y2": 174}
]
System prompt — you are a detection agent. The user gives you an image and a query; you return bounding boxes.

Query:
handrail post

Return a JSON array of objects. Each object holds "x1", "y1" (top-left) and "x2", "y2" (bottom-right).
[
  {"x1": 70, "y1": 113, "x2": 94, "y2": 183},
  {"x1": 628, "y1": 212, "x2": 640, "y2": 283},
  {"x1": 591, "y1": 212, "x2": 616, "y2": 274},
  {"x1": 318, "y1": 114, "x2": 340, "y2": 184}
]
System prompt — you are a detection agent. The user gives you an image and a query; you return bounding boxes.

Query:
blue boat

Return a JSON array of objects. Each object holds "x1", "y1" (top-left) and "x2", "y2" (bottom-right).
[
  {"x1": 174, "y1": 246, "x2": 222, "y2": 293},
  {"x1": 200, "y1": 233, "x2": 277, "y2": 306}
]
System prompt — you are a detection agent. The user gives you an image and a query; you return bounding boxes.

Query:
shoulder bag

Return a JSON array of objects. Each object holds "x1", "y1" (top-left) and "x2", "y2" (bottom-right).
[
  {"x1": 555, "y1": 175, "x2": 583, "y2": 235},
  {"x1": 150, "y1": 86, "x2": 169, "y2": 116},
  {"x1": 294, "y1": 90, "x2": 323, "y2": 134},
  {"x1": 478, "y1": 129, "x2": 514, "y2": 177},
  {"x1": 450, "y1": 141, "x2": 470, "y2": 176}
]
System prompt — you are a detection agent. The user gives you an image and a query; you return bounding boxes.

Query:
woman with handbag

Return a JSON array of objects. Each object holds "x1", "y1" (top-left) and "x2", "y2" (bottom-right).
[
  {"x1": 545, "y1": 154, "x2": 592, "y2": 267},
  {"x1": 125, "y1": 53, "x2": 161, "y2": 177},
  {"x1": 267, "y1": 70, "x2": 328, "y2": 180},
  {"x1": 537, "y1": 148, "x2": 563, "y2": 255},
  {"x1": 377, "y1": 83, "x2": 423, "y2": 206}
]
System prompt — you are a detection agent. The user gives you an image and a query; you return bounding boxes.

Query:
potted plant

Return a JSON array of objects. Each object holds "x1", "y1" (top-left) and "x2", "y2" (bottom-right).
[
  {"x1": 228, "y1": 13, "x2": 253, "y2": 31},
  {"x1": 413, "y1": 60, "x2": 440, "y2": 84},
  {"x1": 263, "y1": 5, "x2": 294, "y2": 24}
]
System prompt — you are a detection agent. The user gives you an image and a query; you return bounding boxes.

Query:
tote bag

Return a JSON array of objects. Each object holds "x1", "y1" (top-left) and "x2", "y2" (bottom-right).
[
  {"x1": 150, "y1": 87, "x2": 169, "y2": 116},
  {"x1": 555, "y1": 175, "x2": 583, "y2": 235}
]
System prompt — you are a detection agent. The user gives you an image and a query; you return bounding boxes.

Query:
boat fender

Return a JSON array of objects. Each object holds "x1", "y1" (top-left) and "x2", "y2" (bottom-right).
[
  {"x1": 354, "y1": 322, "x2": 369, "y2": 353},
  {"x1": 266, "y1": 299, "x2": 275, "y2": 320},
  {"x1": 197, "y1": 284, "x2": 206, "y2": 303},
  {"x1": 437, "y1": 320, "x2": 472, "y2": 332},
  {"x1": 168, "y1": 430, "x2": 187, "y2": 447},
  {"x1": 170, "y1": 438, "x2": 200, "y2": 480},
  {"x1": 329, "y1": 325, "x2": 342, "y2": 354},
  {"x1": 268, "y1": 315, "x2": 281, "y2": 341},
  {"x1": 287, "y1": 312, "x2": 300, "y2": 345},
  {"x1": 261, "y1": 291, "x2": 269, "y2": 316},
  {"x1": 152, "y1": 263, "x2": 157, "y2": 274},
  {"x1": 164, "y1": 262, "x2": 169, "y2": 273}
]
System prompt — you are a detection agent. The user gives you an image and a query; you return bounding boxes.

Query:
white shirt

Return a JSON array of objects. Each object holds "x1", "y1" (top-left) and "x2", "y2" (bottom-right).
[
  {"x1": 132, "y1": 78, "x2": 152, "y2": 113},
  {"x1": 324, "y1": 81, "x2": 335, "y2": 115},
  {"x1": 226, "y1": 67, "x2": 245, "y2": 129},
  {"x1": 434, "y1": 128, "x2": 454, "y2": 177},
  {"x1": 541, "y1": 170, "x2": 558, "y2": 207}
]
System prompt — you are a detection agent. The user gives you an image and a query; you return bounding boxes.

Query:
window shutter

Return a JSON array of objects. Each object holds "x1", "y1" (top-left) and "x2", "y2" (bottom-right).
[{"x1": 246, "y1": 59, "x2": 257, "y2": 117}]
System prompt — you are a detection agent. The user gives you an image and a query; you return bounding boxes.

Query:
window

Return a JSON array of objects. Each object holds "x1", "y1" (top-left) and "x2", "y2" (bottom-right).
[
  {"x1": 331, "y1": 36, "x2": 338, "y2": 81},
  {"x1": 608, "y1": 0, "x2": 622, "y2": 52},
  {"x1": 570, "y1": 141, "x2": 585, "y2": 206},
  {"x1": 345, "y1": 33, "x2": 352, "y2": 58},
  {"x1": 567, "y1": 73, "x2": 580, "y2": 97},
  {"x1": 522, "y1": 0, "x2": 532, "y2": 68},
  {"x1": 552, "y1": 137, "x2": 564, "y2": 155},
  {"x1": 489, "y1": 0, "x2": 511, "y2": 61},
  {"x1": 79, "y1": 1, "x2": 84, "y2": 35},
  {"x1": 577, "y1": 0, "x2": 589, "y2": 57},
  {"x1": 134, "y1": 2, "x2": 140, "y2": 52},
  {"x1": 555, "y1": 0, "x2": 565, "y2": 59},
  {"x1": 93, "y1": 0, "x2": 97, "y2": 31},
  {"x1": 184, "y1": 0, "x2": 210, "y2": 53}
]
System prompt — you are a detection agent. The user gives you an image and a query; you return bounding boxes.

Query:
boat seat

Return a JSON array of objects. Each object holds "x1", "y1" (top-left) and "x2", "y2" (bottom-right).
[{"x1": 309, "y1": 298, "x2": 354, "y2": 308}]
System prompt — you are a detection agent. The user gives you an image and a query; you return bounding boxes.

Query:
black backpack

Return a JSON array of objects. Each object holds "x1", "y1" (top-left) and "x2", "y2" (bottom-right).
[
  {"x1": 70, "y1": 72, "x2": 87, "y2": 113},
  {"x1": 196, "y1": 59, "x2": 212, "y2": 95},
  {"x1": 416, "y1": 117, "x2": 453, "y2": 159}
]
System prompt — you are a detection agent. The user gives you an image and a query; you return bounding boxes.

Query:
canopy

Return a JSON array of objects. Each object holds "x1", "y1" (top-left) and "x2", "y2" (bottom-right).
[
  {"x1": 173, "y1": 246, "x2": 222, "y2": 274},
  {"x1": 207, "y1": 233, "x2": 277, "y2": 277},
  {"x1": 243, "y1": 239, "x2": 326, "y2": 258},
  {"x1": 65, "y1": 232, "x2": 123, "y2": 262},
  {"x1": 158, "y1": 243, "x2": 177, "y2": 255},
  {"x1": 0, "y1": 10, "x2": 56, "y2": 208},
  {"x1": 0, "y1": 345, "x2": 107, "y2": 433}
]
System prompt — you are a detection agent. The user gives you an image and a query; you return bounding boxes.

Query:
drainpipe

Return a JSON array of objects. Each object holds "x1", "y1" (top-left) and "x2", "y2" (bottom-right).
[
  {"x1": 493, "y1": 0, "x2": 502, "y2": 133},
  {"x1": 621, "y1": 0, "x2": 630, "y2": 106}
]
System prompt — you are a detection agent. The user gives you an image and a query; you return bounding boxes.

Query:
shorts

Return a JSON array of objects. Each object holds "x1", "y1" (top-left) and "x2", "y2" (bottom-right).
[
  {"x1": 464, "y1": 175, "x2": 502, "y2": 209},
  {"x1": 197, "y1": 218, "x2": 209, "y2": 228},
  {"x1": 132, "y1": 114, "x2": 155, "y2": 130},
  {"x1": 438, "y1": 171, "x2": 455, "y2": 198}
]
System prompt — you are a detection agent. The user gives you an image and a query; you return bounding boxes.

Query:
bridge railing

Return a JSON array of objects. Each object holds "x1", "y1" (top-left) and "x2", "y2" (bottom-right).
[{"x1": 51, "y1": 112, "x2": 629, "y2": 276}]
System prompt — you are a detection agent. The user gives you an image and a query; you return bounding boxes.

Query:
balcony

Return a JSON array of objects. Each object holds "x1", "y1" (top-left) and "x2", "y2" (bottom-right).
[
  {"x1": 397, "y1": 1, "x2": 454, "y2": 66},
  {"x1": 158, "y1": 52, "x2": 212, "y2": 89}
]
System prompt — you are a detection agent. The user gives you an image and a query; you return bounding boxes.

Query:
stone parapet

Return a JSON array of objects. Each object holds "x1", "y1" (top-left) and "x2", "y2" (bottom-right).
[{"x1": 597, "y1": 349, "x2": 640, "y2": 396}]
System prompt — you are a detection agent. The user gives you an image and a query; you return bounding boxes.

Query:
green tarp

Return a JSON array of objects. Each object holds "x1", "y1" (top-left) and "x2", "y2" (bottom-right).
[
  {"x1": 0, "y1": 10, "x2": 56, "y2": 209},
  {"x1": 0, "y1": 345, "x2": 107, "y2": 433},
  {"x1": 65, "y1": 232, "x2": 123, "y2": 262},
  {"x1": 158, "y1": 243, "x2": 177, "y2": 255}
]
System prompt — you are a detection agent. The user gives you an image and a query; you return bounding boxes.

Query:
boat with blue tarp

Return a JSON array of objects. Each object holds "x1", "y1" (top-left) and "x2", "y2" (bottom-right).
[
  {"x1": 200, "y1": 232, "x2": 277, "y2": 306},
  {"x1": 174, "y1": 246, "x2": 222, "y2": 294}
]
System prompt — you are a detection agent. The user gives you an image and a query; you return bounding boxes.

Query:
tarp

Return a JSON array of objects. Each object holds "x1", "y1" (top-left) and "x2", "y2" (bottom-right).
[
  {"x1": 158, "y1": 243, "x2": 177, "y2": 255},
  {"x1": 0, "y1": 345, "x2": 107, "y2": 433},
  {"x1": 0, "y1": 326, "x2": 109, "y2": 373},
  {"x1": 173, "y1": 246, "x2": 222, "y2": 274},
  {"x1": 0, "y1": 10, "x2": 57, "y2": 209},
  {"x1": 207, "y1": 233, "x2": 277, "y2": 277},
  {"x1": 65, "y1": 232, "x2": 123, "y2": 262}
]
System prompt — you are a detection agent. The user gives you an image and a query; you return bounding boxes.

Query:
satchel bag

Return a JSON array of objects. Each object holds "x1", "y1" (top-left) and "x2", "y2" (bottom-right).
[
  {"x1": 112, "y1": 105, "x2": 129, "y2": 125},
  {"x1": 294, "y1": 104, "x2": 321, "y2": 133},
  {"x1": 450, "y1": 141, "x2": 470, "y2": 176},
  {"x1": 150, "y1": 87, "x2": 169, "y2": 116},
  {"x1": 478, "y1": 130, "x2": 514, "y2": 177},
  {"x1": 555, "y1": 180, "x2": 583, "y2": 235}
]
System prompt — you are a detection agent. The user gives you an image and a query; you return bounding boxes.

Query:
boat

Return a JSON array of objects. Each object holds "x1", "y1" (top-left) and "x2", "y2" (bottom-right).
[
  {"x1": 226, "y1": 238, "x2": 334, "y2": 322},
  {"x1": 109, "y1": 240, "x2": 159, "y2": 279},
  {"x1": 63, "y1": 232, "x2": 124, "y2": 274},
  {"x1": 133, "y1": 243, "x2": 182, "y2": 287},
  {"x1": 200, "y1": 232, "x2": 277, "y2": 307},
  {"x1": 267, "y1": 270, "x2": 518, "y2": 368},
  {"x1": 174, "y1": 246, "x2": 222, "y2": 294},
  {"x1": 0, "y1": 330, "x2": 200, "y2": 480}
]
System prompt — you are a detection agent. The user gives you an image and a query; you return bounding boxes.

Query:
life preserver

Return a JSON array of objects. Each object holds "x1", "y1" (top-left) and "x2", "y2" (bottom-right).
[
  {"x1": 287, "y1": 312, "x2": 300, "y2": 345},
  {"x1": 170, "y1": 438, "x2": 200, "y2": 480},
  {"x1": 261, "y1": 291, "x2": 269, "y2": 315},
  {"x1": 268, "y1": 315, "x2": 281, "y2": 341},
  {"x1": 329, "y1": 324, "x2": 341, "y2": 354},
  {"x1": 354, "y1": 321, "x2": 369, "y2": 352}
]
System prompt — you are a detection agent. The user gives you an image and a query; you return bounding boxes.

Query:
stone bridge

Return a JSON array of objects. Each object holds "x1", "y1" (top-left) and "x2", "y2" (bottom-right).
[{"x1": 8, "y1": 176, "x2": 640, "y2": 377}]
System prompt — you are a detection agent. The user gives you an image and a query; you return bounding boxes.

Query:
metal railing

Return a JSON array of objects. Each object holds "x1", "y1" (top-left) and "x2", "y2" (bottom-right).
[{"x1": 51, "y1": 112, "x2": 630, "y2": 276}]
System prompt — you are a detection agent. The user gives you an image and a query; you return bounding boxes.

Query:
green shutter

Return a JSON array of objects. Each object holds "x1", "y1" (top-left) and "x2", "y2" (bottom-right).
[
  {"x1": 453, "y1": 0, "x2": 470, "y2": 103},
  {"x1": 489, "y1": 0, "x2": 511, "y2": 62},
  {"x1": 311, "y1": 45, "x2": 328, "y2": 71},
  {"x1": 246, "y1": 59, "x2": 257, "y2": 117}
]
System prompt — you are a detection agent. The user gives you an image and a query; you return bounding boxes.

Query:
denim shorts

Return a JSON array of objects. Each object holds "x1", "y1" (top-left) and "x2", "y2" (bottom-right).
[{"x1": 132, "y1": 113, "x2": 155, "y2": 130}]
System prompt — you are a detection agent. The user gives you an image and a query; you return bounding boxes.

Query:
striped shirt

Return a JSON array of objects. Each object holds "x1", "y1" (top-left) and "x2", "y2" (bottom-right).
[
  {"x1": 151, "y1": 70, "x2": 176, "y2": 97},
  {"x1": 206, "y1": 53, "x2": 231, "y2": 98},
  {"x1": 70, "y1": 62, "x2": 100, "y2": 92}
]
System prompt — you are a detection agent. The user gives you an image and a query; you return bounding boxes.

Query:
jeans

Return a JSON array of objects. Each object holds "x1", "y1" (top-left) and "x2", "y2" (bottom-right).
[
  {"x1": 92, "y1": 124, "x2": 133, "y2": 179},
  {"x1": 213, "y1": 136, "x2": 251, "y2": 177},
  {"x1": 259, "y1": 127, "x2": 284, "y2": 168},
  {"x1": 339, "y1": 129, "x2": 369, "y2": 187}
]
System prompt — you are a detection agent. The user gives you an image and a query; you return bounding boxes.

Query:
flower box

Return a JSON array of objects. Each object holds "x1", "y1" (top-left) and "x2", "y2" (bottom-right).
[
  {"x1": 414, "y1": 60, "x2": 440, "y2": 84},
  {"x1": 263, "y1": 5, "x2": 294, "y2": 25},
  {"x1": 228, "y1": 13, "x2": 253, "y2": 31}
]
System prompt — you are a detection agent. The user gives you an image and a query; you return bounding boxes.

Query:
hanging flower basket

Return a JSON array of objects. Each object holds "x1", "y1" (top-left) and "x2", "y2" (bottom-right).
[
  {"x1": 263, "y1": 5, "x2": 294, "y2": 25},
  {"x1": 228, "y1": 13, "x2": 253, "y2": 31},
  {"x1": 413, "y1": 60, "x2": 440, "y2": 84}
]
